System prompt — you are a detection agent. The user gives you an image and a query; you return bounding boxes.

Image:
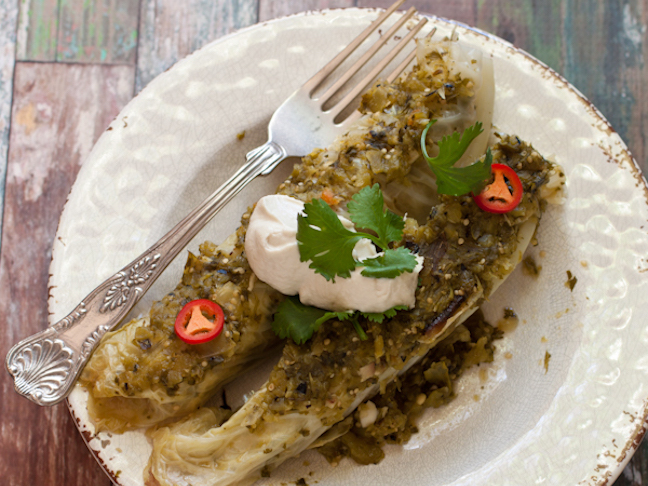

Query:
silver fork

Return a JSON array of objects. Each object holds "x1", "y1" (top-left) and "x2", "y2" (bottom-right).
[{"x1": 5, "y1": 0, "x2": 428, "y2": 406}]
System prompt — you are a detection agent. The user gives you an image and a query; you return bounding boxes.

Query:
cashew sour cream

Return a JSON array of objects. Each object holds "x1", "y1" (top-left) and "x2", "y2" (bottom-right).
[{"x1": 244, "y1": 194, "x2": 423, "y2": 313}]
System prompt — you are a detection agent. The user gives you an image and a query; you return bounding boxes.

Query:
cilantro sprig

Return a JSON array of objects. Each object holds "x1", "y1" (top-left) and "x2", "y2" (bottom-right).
[
  {"x1": 272, "y1": 296, "x2": 407, "y2": 344},
  {"x1": 297, "y1": 184, "x2": 417, "y2": 281},
  {"x1": 421, "y1": 120, "x2": 492, "y2": 196}
]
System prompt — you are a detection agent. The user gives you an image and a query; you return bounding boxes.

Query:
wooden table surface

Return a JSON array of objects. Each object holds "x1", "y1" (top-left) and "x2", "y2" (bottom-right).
[{"x1": 0, "y1": 1, "x2": 646, "y2": 485}]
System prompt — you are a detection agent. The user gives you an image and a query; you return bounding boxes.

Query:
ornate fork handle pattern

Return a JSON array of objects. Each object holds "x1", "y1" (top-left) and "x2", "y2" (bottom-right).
[{"x1": 5, "y1": 141, "x2": 286, "y2": 406}]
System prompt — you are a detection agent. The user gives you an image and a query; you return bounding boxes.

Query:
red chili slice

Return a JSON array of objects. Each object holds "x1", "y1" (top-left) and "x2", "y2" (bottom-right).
[
  {"x1": 174, "y1": 299, "x2": 224, "y2": 344},
  {"x1": 473, "y1": 163, "x2": 524, "y2": 214}
]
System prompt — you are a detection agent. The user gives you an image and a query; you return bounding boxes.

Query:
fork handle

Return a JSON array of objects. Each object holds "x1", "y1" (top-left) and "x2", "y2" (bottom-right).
[{"x1": 5, "y1": 141, "x2": 287, "y2": 406}]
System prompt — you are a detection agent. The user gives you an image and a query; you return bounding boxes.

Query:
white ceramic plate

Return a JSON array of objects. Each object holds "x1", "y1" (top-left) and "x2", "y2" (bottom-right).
[{"x1": 49, "y1": 8, "x2": 648, "y2": 486}]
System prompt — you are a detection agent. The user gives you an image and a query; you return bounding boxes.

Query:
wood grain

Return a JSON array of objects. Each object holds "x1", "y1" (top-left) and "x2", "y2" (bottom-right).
[
  {"x1": 258, "y1": 0, "x2": 355, "y2": 20},
  {"x1": 135, "y1": 0, "x2": 257, "y2": 92},
  {"x1": 15, "y1": 0, "x2": 59, "y2": 61},
  {"x1": 0, "y1": 61, "x2": 134, "y2": 486},
  {"x1": 57, "y1": 0, "x2": 139, "y2": 63},
  {"x1": 358, "y1": 0, "x2": 476, "y2": 24},
  {"x1": 0, "y1": 0, "x2": 20, "y2": 245},
  {"x1": 561, "y1": 0, "x2": 647, "y2": 175},
  {"x1": 474, "y1": 0, "x2": 564, "y2": 72}
]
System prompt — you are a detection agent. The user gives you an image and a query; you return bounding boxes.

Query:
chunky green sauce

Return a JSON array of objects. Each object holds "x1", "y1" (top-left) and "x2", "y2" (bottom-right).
[
  {"x1": 82, "y1": 39, "x2": 563, "y2": 449},
  {"x1": 84, "y1": 226, "x2": 282, "y2": 397},
  {"x1": 261, "y1": 135, "x2": 553, "y2": 423},
  {"x1": 316, "y1": 310, "x2": 499, "y2": 466}
]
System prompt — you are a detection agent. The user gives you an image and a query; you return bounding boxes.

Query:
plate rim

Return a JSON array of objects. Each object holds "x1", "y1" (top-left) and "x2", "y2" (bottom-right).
[{"x1": 48, "y1": 6, "x2": 648, "y2": 486}]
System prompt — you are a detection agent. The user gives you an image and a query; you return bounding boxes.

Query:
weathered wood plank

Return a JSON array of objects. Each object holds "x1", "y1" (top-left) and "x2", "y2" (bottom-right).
[
  {"x1": 0, "y1": 61, "x2": 134, "y2": 486},
  {"x1": 562, "y1": 0, "x2": 647, "y2": 175},
  {"x1": 15, "y1": 0, "x2": 59, "y2": 61},
  {"x1": 357, "y1": 0, "x2": 476, "y2": 24},
  {"x1": 360, "y1": 0, "x2": 564, "y2": 70},
  {"x1": 620, "y1": 445, "x2": 648, "y2": 486},
  {"x1": 258, "y1": 0, "x2": 355, "y2": 20},
  {"x1": 0, "y1": 0, "x2": 20, "y2": 248},
  {"x1": 56, "y1": 0, "x2": 139, "y2": 63},
  {"x1": 474, "y1": 0, "x2": 564, "y2": 73},
  {"x1": 135, "y1": 0, "x2": 258, "y2": 92}
]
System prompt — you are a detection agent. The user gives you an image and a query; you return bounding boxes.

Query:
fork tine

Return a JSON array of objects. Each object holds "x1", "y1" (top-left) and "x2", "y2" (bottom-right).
[
  {"x1": 316, "y1": 6, "x2": 418, "y2": 106},
  {"x1": 301, "y1": 0, "x2": 406, "y2": 95},
  {"x1": 328, "y1": 16, "x2": 428, "y2": 122},
  {"x1": 385, "y1": 27, "x2": 436, "y2": 83},
  {"x1": 341, "y1": 27, "x2": 436, "y2": 127}
]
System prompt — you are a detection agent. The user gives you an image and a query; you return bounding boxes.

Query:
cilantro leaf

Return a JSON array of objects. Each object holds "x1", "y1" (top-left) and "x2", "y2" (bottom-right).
[
  {"x1": 347, "y1": 184, "x2": 404, "y2": 248},
  {"x1": 351, "y1": 319, "x2": 368, "y2": 341},
  {"x1": 272, "y1": 296, "x2": 328, "y2": 344},
  {"x1": 423, "y1": 121, "x2": 483, "y2": 168},
  {"x1": 433, "y1": 148, "x2": 493, "y2": 196},
  {"x1": 360, "y1": 246, "x2": 418, "y2": 278},
  {"x1": 316, "y1": 310, "x2": 354, "y2": 327},
  {"x1": 421, "y1": 120, "x2": 492, "y2": 196},
  {"x1": 297, "y1": 198, "x2": 363, "y2": 281},
  {"x1": 360, "y1": 305, "x2": 408, "y2": 323},
  {"x1": 297, "y1": 187, "x2": 419, "y2": 280},
  {"x1": 318, "y1": 311, "x2": 368, "y2": 340},
  {"x1": 271, "y1": 298, "x2": 407, "y2": 344}
]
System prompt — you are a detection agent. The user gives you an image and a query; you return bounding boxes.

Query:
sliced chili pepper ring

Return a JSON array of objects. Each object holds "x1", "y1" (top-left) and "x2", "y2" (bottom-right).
[
  {"x1": 174, "y1": 299, "x2": 224, "y2": 344},
  {"x1": 473, "y1": 163, "x2": 524, "y2": 214}
]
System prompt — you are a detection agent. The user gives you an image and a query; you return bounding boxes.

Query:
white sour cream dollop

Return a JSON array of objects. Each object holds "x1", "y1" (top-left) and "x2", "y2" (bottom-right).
[{"x1": 244, "y1": 194, "x2": 424, "y2": 313}]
